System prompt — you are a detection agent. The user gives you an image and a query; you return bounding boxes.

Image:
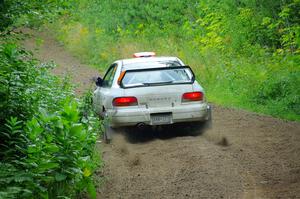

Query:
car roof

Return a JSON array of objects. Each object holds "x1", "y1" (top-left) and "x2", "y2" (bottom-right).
[{"x1": 118, "y1": 56, "x2": 184, "y2": 70}]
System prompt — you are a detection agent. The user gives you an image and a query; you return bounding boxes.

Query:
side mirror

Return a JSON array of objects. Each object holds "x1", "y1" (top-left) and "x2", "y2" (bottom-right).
[{"x1": 95, "y1": 77, "x2": 103, "y2": 87}]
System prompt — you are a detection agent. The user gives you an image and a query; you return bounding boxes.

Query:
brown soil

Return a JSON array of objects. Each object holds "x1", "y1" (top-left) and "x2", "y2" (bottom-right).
[
  {"x1": 23, "y1": 29, "x2": 300, "y2": 199},
  {"x1": 21, "y1": 28, "x2": 99, "y2": 95}
]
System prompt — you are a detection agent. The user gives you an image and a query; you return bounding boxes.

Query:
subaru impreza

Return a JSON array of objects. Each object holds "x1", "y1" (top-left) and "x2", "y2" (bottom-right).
[{"x1": 93, "y1": 52, "x2": 211, "y2": 142}]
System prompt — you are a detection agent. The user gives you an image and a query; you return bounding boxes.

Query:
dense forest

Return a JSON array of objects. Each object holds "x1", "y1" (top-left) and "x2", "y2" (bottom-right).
[{"x1": 0, "y1": 0, "x2": 299, "y2": 198}]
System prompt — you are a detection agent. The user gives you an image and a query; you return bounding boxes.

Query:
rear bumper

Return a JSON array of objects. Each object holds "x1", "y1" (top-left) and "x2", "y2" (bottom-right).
[{"x1": 107, "y1": 103, "x2": 211, "y2": 127}]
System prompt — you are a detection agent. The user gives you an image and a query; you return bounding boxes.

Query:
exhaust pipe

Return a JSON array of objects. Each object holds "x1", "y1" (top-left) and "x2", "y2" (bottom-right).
[{"x1": 136, "y1": 123, "x2": 146, "y2": 130}]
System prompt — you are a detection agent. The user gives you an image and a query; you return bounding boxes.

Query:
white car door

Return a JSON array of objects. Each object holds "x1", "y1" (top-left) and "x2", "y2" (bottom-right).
[{"x1": 94, "y1": 64, "x2": 118, "y2": 117}]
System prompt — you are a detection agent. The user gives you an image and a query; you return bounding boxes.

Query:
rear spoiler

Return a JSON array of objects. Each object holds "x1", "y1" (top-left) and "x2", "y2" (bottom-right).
[{"x1": 119, "y1": 66, "x2": 195, "y2": 89}]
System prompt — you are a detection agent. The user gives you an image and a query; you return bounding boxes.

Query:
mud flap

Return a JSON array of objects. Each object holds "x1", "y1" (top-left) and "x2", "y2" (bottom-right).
[
  {"x1": 103, "y1": 113, "x2": 113, "y2": 143},
  {"x1": 205, "y1": 105, "x2": 212, "y2": 129}
]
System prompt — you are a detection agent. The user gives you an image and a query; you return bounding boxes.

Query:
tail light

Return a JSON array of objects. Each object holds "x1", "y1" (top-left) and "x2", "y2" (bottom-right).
[
  {"x1": 182, "y1": 92, "x2": 203, "y2": 102},
  {"x1": 113, "y1": 97, "x2": 138, "y2": 106}
]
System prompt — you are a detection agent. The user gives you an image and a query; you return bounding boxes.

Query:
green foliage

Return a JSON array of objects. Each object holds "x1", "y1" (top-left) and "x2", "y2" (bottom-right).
[
  {"x1": 0, "y1": 0, "x2": 102, "y2": 197},
  {"x1": 50, "y1": 0, "x2": 300, "y2": 121},
  {"x1": 0, "y1": 42, "x2": 101, "y2": 198},
  {"x1": 1, "y1": 117, "x2": 27, "y2": 161},
  {"x1": 0, "y1": 0, "x2": 75, "y2": 34},
  {"x1": 23, "y1": 100, "x2": 99, "y2": 198},
  {"x1": 0, "y1": 43, "x2": 73, "y2": 126},
  {"x1": 0, "y1": 102, "x2": 100, "y2": 198}
]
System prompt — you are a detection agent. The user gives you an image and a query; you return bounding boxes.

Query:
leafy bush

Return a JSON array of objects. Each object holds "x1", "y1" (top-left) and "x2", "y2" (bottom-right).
[
  {"x1": 0, "y1": 0, "x2": 102, "y2": 197},
  {"x1": 0, "y1": 0, "x2": 75, "y2": 33},
  {"x1": 0, "y1": 43, "x2": 101, "y2": 198},
  {"x1": 0, "y1": 43, "x2": 73, "y2": 126}
]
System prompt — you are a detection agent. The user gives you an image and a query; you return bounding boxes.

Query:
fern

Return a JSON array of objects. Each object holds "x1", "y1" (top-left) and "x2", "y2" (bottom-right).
[{"x1": 0, "y1": 117, "x2": 27, "y2": 161}]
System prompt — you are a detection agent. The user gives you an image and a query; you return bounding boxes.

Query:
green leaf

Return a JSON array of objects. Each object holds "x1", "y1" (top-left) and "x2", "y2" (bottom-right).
[
  {"x1": 0, "y1": 132, "x2": 11, "y2": 139},
  {"x1": 55, "y1": 173, "x2": 67, "y2": 181},
  {"x1": 38, "y1": 162, "x2": 59, "y2": 171},
  {"x1": 87, "y1": 180, "x2": 97, "y2": 199},
  {"x1": 13, "y1": 174, "x2": 32, "y2": 183},
  {"x1": 27, "y1": 145, "x2": 38, "y2": 153},
  {"x1": 70, "y1": 124, "x2": 84, "y2": 139},
  {"x1": 45, "y1": 144, "x2": 59, "y2": 153},
  {"x1": 83, "y1": 168, "x2": 91, "y2": 177}
]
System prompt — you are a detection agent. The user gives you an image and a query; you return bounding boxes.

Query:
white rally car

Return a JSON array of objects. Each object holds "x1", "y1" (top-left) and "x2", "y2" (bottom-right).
[{"x1": 93, "y1": 52, "x2": 211, "y2": 142}]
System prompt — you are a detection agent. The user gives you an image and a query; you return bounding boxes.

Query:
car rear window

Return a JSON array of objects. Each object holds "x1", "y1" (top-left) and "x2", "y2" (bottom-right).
[{"x1": 121, "y1": 67, "x2": 194, "y2": 88}]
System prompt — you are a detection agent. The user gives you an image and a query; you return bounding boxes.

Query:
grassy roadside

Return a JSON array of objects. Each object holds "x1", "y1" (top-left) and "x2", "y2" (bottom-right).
[{"x1": 47, "y1": 0, "x2": 300, "y2": 121}]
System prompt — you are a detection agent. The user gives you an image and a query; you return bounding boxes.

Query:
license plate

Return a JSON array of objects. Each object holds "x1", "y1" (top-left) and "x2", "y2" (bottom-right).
[{"x1": 151, "y1": 113, "x2": 172, "y2": 125}]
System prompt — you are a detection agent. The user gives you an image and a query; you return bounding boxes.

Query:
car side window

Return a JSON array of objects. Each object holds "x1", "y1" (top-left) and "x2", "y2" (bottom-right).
[{"x1": 102, "y1": 64, "x2": 117, "y2": 88}]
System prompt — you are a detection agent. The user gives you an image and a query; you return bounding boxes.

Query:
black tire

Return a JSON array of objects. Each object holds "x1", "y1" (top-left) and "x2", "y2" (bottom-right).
[
  {"x1": 188, "y1": 121, "x2": 206, "y2": 136},
  {"x1": 102, "y1": 112, "x2": 113, "y2": 144},
  {"x1": 103, "y1": 127, "x2": 111, "y2": 144},
  {"x1": 205, "y1": 106, "x2": 212, "y2": 129}
]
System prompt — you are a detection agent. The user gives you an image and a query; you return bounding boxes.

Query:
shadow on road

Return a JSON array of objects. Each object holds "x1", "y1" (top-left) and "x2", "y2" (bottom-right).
[{"x1": 120, "y1": 123, "x2": 207, "y2": 144}]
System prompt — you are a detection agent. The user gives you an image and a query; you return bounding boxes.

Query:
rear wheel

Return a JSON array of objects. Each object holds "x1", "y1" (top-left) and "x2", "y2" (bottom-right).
[
  {"x1": 205, "y1": 105, "x2": 212, "y2": 129},
  {"x1": 102, "y1": 112, "x2": 114, "y2": 144}
]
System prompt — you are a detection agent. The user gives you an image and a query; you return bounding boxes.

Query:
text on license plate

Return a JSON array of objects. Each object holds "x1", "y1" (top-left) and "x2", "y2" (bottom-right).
[{"x1": 150, "y1": 113, "x2": 172, "y2": 125}]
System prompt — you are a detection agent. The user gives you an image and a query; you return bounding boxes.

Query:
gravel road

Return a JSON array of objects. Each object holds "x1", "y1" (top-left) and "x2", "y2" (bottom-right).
[{"x1": 23, "y1": 29, "x2": 300, "y2": 199}]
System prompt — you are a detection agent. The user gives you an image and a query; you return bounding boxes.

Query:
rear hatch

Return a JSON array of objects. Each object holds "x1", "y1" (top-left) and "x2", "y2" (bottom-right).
[{"x1": 119, "y1": 66, "x2": 195, "y2": 108}]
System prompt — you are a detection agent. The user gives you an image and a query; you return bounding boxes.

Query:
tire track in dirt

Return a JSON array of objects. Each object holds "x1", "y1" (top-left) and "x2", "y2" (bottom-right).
[{"x1": 22, "y1": 29, "x2": 300, "y2": 199}]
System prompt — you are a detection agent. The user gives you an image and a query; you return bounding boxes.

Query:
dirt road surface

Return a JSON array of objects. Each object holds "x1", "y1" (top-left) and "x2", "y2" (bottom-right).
[{"x1": 23, "y1": 29, "x2": 300, "y2": 199}]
